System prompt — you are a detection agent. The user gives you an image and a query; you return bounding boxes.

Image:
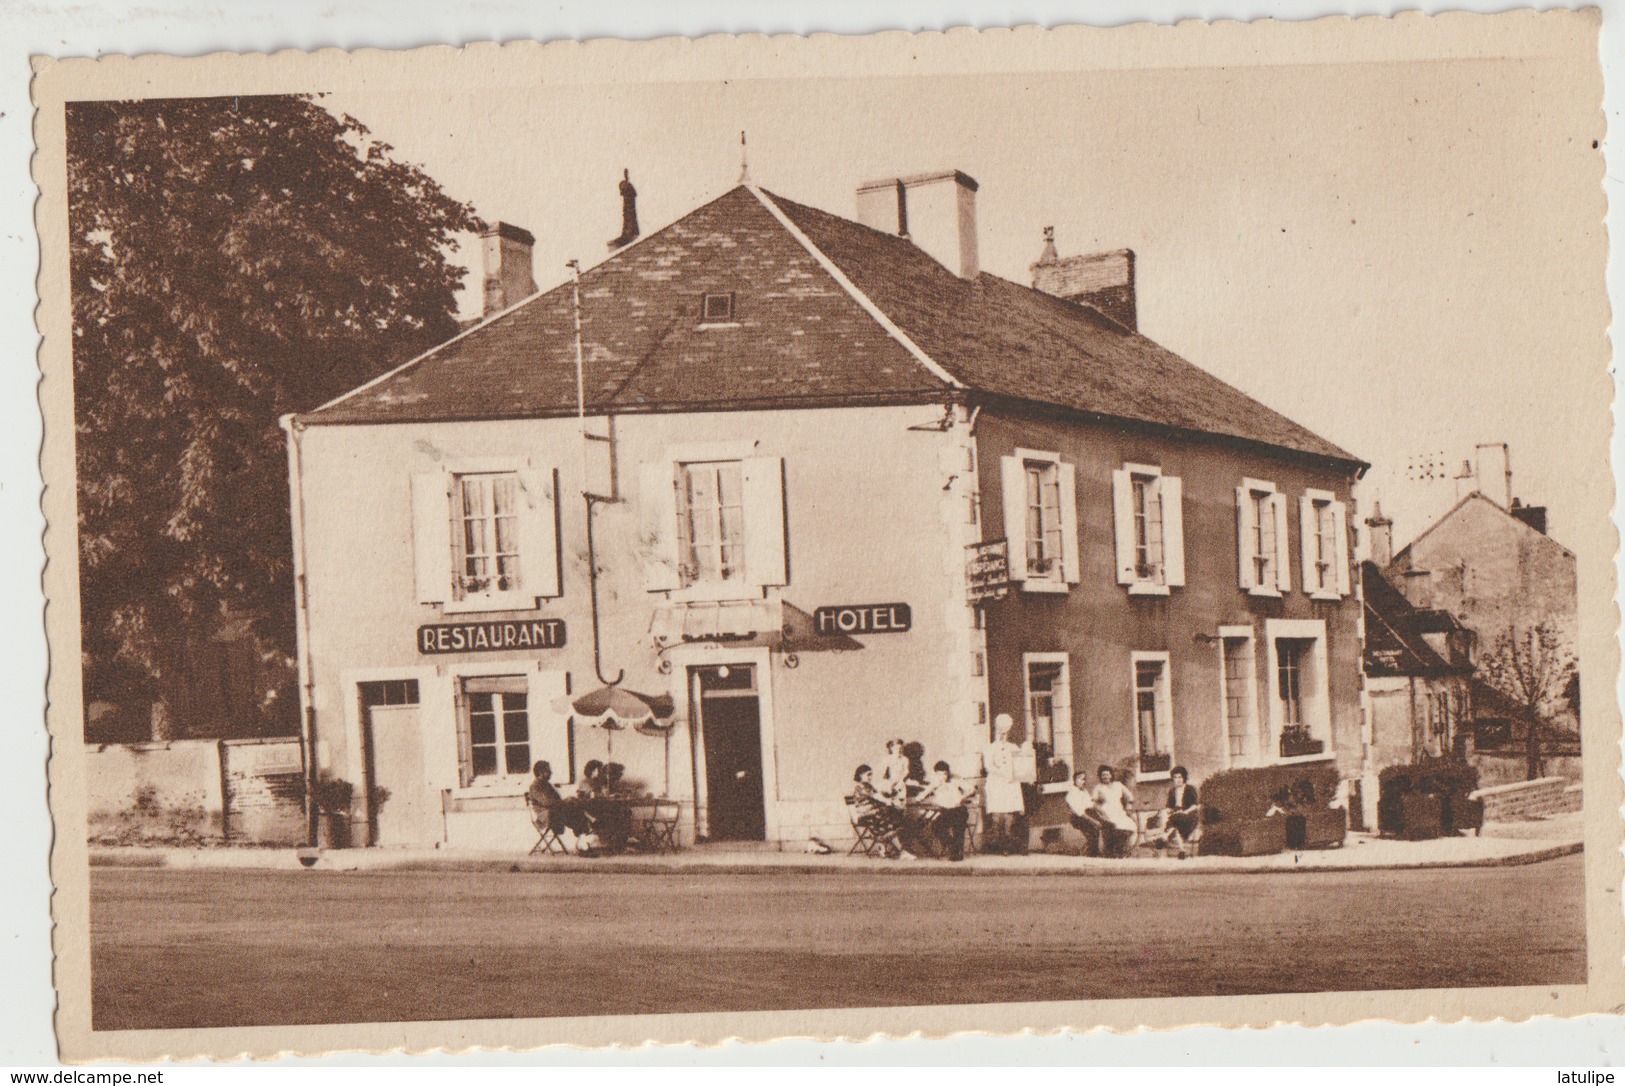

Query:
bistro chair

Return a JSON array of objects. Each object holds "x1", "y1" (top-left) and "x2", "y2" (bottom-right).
[
  {"x1": 631, "y1": 798, "x2": 682, "y2": 854},
  {"x1": 526, "y1": 797, "x2": 570, "y2": 856},
  {"x1": 845, "y1": 795, "x2": 887, "y2": 858}
]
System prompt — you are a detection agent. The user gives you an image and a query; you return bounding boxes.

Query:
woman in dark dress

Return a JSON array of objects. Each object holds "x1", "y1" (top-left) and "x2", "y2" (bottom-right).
[{"x1": 1158, "y1": 766, "x2": 1200, "y2": 855}]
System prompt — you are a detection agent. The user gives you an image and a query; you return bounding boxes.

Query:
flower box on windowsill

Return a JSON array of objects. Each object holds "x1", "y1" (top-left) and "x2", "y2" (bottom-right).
[
  {"x1": 1279, "y1": 729, "x2": 1326, "y2": 759},
  {"x1": 1139, "y1": 752, "x2": 1173, "y2": 776}
]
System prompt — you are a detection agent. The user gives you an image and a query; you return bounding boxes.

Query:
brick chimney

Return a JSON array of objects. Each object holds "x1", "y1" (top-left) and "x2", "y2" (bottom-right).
[
  {"x1": 480, "y1": 222, "x2": 538, "y2": 316},
  {"x1": 1365, "y1": 501, "x2": 1394, "y2": 568},
  {"x1": 856, "y1": 169, "x2": 980, "y2": 279},
  {"x1": 607, "y1": 169, "x2": 640, "y2": 252},
  {"x1": 1031, "y1": 228, "x2": 1137, "y2": 331},
  {"x1": 1510, "y1": 498, "x2": 1548, "y2": 535}
]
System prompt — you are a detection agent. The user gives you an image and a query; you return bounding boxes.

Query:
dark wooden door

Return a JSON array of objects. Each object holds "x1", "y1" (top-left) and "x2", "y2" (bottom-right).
[{"x1": 693, "y1": 665, "x2": 765, "y2": 841}]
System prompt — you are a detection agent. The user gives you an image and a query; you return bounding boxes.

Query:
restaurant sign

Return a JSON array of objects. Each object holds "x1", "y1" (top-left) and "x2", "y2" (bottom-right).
[
  {"x1": 966, "y1": 539, "x2": 1011, "y2": 603},
  {"x1": 813, "y1": 603, "x2": 912, "y2": 636},
  {"x1": 417, "y1": 619, "x2": 566, "y2": 655}
]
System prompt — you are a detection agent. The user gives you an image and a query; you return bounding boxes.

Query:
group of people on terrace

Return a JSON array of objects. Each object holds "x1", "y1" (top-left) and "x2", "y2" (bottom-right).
[
  {"x1": 526, "y1": 758, "x2": 637, "y2": 855},
  {"x1": 849, "y1": 714, "x2": 1203, "y2": 861}
]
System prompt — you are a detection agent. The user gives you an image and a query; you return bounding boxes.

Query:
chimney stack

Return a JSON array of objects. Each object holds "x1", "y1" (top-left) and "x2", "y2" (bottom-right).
[
  {"x1": 607, "y1": 169, "x2": 640, "y2": 252},
  {"x1": 1366, "y1": 501, "x2": 1394, "y2": 568},
  {"x1": 1031, "y1": 228, "x2": 1138, "y2": 331},
  {"x1": 856, "y1": 169, "x2": 980, "y2": 279},
  {"x1": 1509, "y1": 498, "x2": 1549, "y2": 535},
  {"x1": 481, "y1": 222, "x2": 538, "y2": 316}
]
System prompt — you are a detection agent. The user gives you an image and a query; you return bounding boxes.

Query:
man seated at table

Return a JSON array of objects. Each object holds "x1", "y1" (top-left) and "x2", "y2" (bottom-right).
[
  {"x1": 911, "y1": 760, "x2": 972, "y2": 861},
  {"x1": 527, "y1": 760, "x2": 594, "y2": 845},
  {"x1": 1064, "y1": 769, "x2": 1107, "y2": 856}
]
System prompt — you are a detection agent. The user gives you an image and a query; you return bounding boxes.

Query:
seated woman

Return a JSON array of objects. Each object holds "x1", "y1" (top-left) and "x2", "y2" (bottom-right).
[
  {"x1": 1153, "y1": 766, "x2": 1201, "y2": 856},
  {"x1": 576, "y1": 759, "x2": 631, "y2": 853},
  {"x1": 1090, "y1": 764, "x2": 1138, "y2": 858},
  {"x1": 851, "y1": 764, "x2": 916, "y2": 859}
]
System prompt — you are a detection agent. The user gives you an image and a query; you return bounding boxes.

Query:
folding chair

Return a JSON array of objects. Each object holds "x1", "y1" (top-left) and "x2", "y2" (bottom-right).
[
  {"x1": 527, "y1": 798, "x2": 569, "y2": 856},
  {"x1": 632, "y1": 799, "x2": 682, "y2": 854},
  {"x1": 846, "y1": 795, "x2": 888, "y2": 857}
]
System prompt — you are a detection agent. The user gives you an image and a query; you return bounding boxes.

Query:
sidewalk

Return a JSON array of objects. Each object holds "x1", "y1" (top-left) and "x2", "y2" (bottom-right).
[{"x1": 90, "y1": 814, "x2": 1583, "y2": 877}]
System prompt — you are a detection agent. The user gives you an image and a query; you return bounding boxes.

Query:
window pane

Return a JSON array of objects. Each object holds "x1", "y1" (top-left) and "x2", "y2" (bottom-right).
[
  {"x1": 504, "y1": 743, "x2": 531, "y2": 775},
  {"x1": 472, "y1": 747, "x2": 498, "y2": 777},
  {"x1": 469, "y1": 711, "x2": 496, "y2": 746}
]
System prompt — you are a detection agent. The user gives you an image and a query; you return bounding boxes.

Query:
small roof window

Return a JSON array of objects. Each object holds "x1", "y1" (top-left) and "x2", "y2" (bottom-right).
[{"x1": 700, "y1": 292, "x2": 736, "y2": 324}]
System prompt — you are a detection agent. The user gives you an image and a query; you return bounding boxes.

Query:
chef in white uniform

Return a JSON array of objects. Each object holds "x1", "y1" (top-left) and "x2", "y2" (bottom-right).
[{"x1": 983, "y1": 713, "x2": 1030, "y2": 854}]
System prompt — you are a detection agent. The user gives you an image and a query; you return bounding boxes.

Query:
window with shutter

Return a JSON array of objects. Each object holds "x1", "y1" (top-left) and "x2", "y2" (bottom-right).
[
  {"x1": 1002, "y1": 450, "x2": 1078, "y2": 591},
  {"x1": 651, "y1": 452, "x2": 787, "y2": 601},
  {"x1": 1130, "y1": 651, "x2": 1175, "y2": 778},
  {"x1": 1301, "y1": 489, "x2": 1350, "y2": 599},
  {"x1": 414, "y1": 464, "x2": 559, "y2": 613},
  {"x1": 1113, "y1": 463, "x2": 1181, "y2": 594},
  {"x1": 1238, "y1": 478, "x2": 1282, "y2": 597}
]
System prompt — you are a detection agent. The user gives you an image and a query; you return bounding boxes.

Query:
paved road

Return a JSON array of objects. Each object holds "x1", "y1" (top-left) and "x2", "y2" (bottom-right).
[{"x1": 90, "y1": 854, "x2": 1587, "y2": 1030}]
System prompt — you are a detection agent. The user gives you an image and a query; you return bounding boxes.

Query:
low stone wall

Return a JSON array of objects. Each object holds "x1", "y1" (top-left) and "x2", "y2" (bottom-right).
[
  {"x1": 86, "y1": 737, "x2": 304, "y2": 846},
  {"x1": 1471, "y1": 751, "x2": 1583, "y2": 788},
  {"x1": 1470, "y1": 776, "x2": 1582, "y2": 822}
]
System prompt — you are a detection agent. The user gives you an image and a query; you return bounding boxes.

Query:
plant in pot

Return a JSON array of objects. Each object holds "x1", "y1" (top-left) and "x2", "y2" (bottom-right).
[
  {"x1": 313, "y1": 773, "x2": 355, "y2": 849},
  {"x1": 1279, "y1": 724, "x2": 1325, "y2": 759}
]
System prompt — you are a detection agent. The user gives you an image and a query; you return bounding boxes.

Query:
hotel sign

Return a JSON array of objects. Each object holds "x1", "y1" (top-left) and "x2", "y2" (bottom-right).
[
  {"x1": 966, "y1": 539, "x2": 1011, "y2": 603},
  {"x1": 813, "y1": 603, "x2": 912, "y2": 636},
  {"x1": 417, "y1": 619, "x2": 566, "y2": 655}
]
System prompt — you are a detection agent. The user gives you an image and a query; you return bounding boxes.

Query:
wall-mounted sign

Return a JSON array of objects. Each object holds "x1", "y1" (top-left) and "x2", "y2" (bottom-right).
[
  {"x1": 813, "y1": 603, "x2": 912, "y2": 636},
  {"x1": 966, "y1": 539, "x2": 1011, "y2": 604},
  {"x1": 417, "y1": 619, "x2": 566, "y2": 655}
]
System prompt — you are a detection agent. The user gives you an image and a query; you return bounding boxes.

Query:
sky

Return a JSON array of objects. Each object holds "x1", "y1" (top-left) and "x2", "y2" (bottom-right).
[{"x1": 324, "y1": 47, "x2": 1607, "y2": 556}]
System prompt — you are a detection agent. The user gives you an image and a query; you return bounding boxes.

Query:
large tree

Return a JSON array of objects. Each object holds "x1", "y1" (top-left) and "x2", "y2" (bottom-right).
[
  {"x1": 1477, "y1": 622, "x2": 1578, "y2": 780},
  {"x1": 69, "y1": 95, "x2": 480, "y2": 733}
]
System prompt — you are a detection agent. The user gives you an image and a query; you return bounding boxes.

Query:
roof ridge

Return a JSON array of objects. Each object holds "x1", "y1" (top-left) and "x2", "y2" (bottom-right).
[
  {"x1": 1391, "y1": 491, "x2": 1574, "y2": 565},
  {"x1": 750, "y1": 186, "x2": 961, "y2": 391}
]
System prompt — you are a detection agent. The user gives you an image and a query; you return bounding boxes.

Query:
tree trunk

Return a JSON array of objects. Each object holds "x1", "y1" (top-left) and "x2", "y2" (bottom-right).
[{"x1": 1525, "y1": 721, "x2": 1544, "y2": 781}]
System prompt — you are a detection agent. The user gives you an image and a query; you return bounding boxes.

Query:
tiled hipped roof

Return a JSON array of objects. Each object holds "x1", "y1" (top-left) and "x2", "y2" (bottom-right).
[{"x1": 305, "y1": 185, "x2": 1362, "y2": 469}]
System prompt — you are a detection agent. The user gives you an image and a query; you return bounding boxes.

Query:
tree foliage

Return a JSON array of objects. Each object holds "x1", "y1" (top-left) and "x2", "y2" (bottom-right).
[
  {"x1": 1477, "y1": 622, "x2": 1578, "y2": 779},
  {"x1": 69, "y1": 95, "x2": 480, "y2": 719}
]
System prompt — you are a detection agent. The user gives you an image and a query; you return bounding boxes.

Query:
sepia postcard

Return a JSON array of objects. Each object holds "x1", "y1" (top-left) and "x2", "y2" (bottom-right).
[{"x1": 31, "y1": 12, "x2": 1622, "y2": 1061}]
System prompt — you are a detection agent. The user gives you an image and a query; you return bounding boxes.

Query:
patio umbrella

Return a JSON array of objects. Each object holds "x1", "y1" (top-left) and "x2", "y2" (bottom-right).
[{"x1": 560, "y1": 685, "x2": 675, "y2": 730}]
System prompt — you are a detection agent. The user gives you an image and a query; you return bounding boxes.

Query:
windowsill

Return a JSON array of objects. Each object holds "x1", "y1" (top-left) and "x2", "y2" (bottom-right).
[
  {"x1": 1308, "y1": 591, "x2": 1342, "y2": 603},
  {"x1": 667, "y1": 582, "x2": 765, "y2": 605},
  {"x1": 1020, "y1": 579, "x2": 1069, "y2": 594},
  {"x1": 1135, "y1": 770, "x2": 1172, "y2": 783},
  {"x1": 450, "y1": 779, "x2": 528, "y2": 800},
  {"x1": 1127, "y1": 582, "x2": 1170, "y2": 597},
  {"x1": 1246, "y1": 586, "x2": 1282, "y2": 599},
  {"x1": 695, "y1": 321, "x2": 741, "y2": 330},
  {"x1": 441, "y1": 594, "x2": 541, "y2": 615},
  {"x1": 1270, "y1": 752, "x2": 1337, "y2": 767}
]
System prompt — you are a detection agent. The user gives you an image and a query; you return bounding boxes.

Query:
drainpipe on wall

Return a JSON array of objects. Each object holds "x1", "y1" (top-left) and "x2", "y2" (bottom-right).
[{"x1": 280, "y1": 413, "x2": 320, "y2": 846}]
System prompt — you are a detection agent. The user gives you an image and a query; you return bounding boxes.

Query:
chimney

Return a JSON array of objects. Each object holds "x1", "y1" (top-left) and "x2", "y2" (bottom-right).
[
  {"x1": 855, "y1": 169, "x2": 980, "y2": 279},
  {"x1": 1401, "y1": 568, "x2": 1434, "y2": 610},
  {"x1": 1030, "y1": 229, "x2": 1138, "y2": 331},
  {"x1": 1510, "y1": 498, "x2": 1548, "y2": 535},
  {"x1": 1366, "y1": 501, "x2": 1394, "y2": 568},
  {"x1": 481, "y1": 222, "x2": 538, "y2": 316},
  {"x1": 607, "y1": 169, "x2": 639, "y2": 252},
  {"x1": 1474, "y1": 442, "x2": 1512, "y2": 508}
]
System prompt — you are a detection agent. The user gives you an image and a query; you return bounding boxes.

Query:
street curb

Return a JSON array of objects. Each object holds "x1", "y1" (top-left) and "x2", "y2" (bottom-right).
[{"x1": 89, "y1": 840, "x2": 1583, "y2": 878}]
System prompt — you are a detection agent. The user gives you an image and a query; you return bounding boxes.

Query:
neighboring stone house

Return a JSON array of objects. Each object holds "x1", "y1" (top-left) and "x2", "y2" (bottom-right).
[
  {"x1": 1361, "y1": 557, "x2": 1475, "y2": 770},
  {"x1": 285, "y1": 169, "x2": 1367, "y2": 850},
  {"x1": 1374, "y1": 490, "x2": 1578, "y2": 734}
]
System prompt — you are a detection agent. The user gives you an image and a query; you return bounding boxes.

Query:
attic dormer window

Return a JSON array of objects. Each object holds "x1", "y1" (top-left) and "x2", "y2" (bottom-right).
[{"x1": 700, "y1": 292, "x2": 736, "y2": 324}]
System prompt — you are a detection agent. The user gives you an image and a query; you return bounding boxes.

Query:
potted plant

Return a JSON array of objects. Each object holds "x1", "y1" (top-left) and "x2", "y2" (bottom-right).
[
  {"x1": 313, "y1": 773, "x2": 355, "y2": 849},
  {"x1": 1279, "y1": 725, "x2": 1325, "y2": 758},
  {"x1": 1139, "y1": 751, "x2": 1172, "y2": 775}
]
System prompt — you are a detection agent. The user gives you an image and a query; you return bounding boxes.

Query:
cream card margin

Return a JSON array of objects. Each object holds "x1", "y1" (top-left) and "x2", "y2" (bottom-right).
[{"x1": 30, "y1": 11, "x2": 1623, "y2": 1062}]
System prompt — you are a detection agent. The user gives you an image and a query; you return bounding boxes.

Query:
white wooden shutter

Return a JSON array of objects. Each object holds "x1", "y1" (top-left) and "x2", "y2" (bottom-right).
[
  {"x1": 1270, "y1": 491, "x2": 1292, "y2": 592},
  {"x1": 1058, "y1": 461, "x2": 1081, "y2": 584},
  {"x1": 1160, "y1": 475, "x2": 1185, "y2": 587},
  {"x1": 742, "y1": 456, "x2": 788, "y2": 587},
  {"x1": 1235, "y1": 485, "x2": 1256, "y2": 590},
  {"x1": 1112, "y1": 469, "x2": 1136, "y2": 584},
  {"x1": 1299, "y1": 495, "x2": 1318, "y2": 593},
  {"x1": 639, "y1": 460, "x2": 680, "y2": 592},
  {"x1": 411, "y1": 471, "x2": 452, "y2": 604},
  {"x1": 1000, "y1": 455, "x2": 1028, "y2": 584},
  {"x1": 528, "y1": 667, "x2": 573, "y2": 782},
  {"x1": 418, "y1": 673, "x2": 460, "y2": 794},
  {"x1": 517, "y1": 466, "x2": 561, "y2": 599},
  {"x1": 1332, "y1": 500, "x2": 1351, "y2": 596}
]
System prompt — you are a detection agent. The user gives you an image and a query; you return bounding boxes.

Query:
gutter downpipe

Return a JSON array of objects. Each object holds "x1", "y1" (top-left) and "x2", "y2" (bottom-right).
[
  {"x1": 567, "y1": 260, "x2": 624, "y2": 689},
  {"x1": 280, "y1": 413, "x2": 320, "y2": 846}
]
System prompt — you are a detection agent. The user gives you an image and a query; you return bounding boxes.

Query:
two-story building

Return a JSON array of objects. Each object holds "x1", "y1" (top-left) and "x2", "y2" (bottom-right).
[{"x1": 284, "y1": 168, "x2": 1367, "y2": 851}]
